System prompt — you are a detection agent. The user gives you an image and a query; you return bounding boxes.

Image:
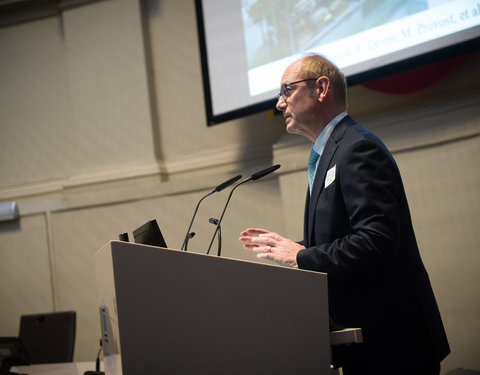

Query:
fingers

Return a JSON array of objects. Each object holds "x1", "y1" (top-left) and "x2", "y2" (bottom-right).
[
  {"x1": 238, "y1": 236, "x2": 262, "y2": 248},
  {"x1": 257, "y1": 251, "x2": 278, "y2": 261},
  {"x1": 239, "y1": 228, "x2": 275, "y2": 249},
  {"x1": 252, "y1": 245, "x2": 272, "y2": 254},
  {"x1": 242, "y1": 242, "x2": 271, "y2": 253},
  {"x1": 240, "y1": 237, "x2": 276, "y2": 249},
  {"x1": 259, "y1": 232, "x2": 282, "y2": 241},
  {"x1": 257, "y1": 239, "x2": 277, "y2": 248},
  {"x1": 241, "y1": 243, "x2": 259, "y2": 250},
  {"x1": 239, "y1": 228, "x2": 270, "y2": 236},
  {"x1": 239, "y1": 228, "x2": 298, "y2": 268}
]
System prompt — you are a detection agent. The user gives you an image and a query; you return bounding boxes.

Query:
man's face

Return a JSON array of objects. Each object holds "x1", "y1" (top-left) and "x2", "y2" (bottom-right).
[{"x1": 276, "y1": 62, "x2": 319, "y2": 142}]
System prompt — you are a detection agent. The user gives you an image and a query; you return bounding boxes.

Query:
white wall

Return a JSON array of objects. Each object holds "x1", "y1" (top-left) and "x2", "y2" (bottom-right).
[{"x1": 0, "y1": 0, "x2": 479, "y2": 372}]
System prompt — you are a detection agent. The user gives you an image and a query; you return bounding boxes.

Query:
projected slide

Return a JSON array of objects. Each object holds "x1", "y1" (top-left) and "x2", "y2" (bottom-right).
[
  {"x1": 242, "y1": 0, "x2": 480, "y2": 96},
  {"x1": 197, "y1": 0, "x2": 480, "y2": 124}
]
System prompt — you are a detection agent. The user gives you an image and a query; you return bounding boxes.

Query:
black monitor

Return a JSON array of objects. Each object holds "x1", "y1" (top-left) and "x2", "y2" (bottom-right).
[
  {"x1": 133, "y1": 220, "x2": 167, "y2": 248},
  {"x1": 0, "y1": 337, "x2": 30, "y2": 375}
]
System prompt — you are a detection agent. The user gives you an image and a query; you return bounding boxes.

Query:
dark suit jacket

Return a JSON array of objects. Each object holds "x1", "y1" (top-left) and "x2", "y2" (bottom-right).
[{"x1": 296, "y1": 115, "x2": 450, "y2": 371}]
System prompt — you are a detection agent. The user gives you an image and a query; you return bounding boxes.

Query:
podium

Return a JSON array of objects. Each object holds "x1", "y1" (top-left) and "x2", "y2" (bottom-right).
[{"x1": 95, "y1": 241, "x2": 333, "y2": 374}]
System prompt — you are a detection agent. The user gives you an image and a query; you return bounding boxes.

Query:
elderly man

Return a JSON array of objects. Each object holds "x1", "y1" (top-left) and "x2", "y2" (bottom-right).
[{"x1": 239, "y1": 54, "x2": 450, "y2": 375}]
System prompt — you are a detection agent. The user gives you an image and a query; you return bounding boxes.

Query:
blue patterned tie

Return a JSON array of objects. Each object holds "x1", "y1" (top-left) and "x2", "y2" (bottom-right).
[{"x1": 308, "y1": 149, "x2": 320, "y2": 191}]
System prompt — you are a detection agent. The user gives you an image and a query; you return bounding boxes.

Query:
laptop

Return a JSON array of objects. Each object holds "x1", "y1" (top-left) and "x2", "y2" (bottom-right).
[{"x1": 132, "y1": 219, "x2": 167, "y2": 248}]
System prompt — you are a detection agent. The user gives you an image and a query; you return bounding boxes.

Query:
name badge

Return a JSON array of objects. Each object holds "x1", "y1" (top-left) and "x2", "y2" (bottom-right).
[{"x1": 325, "y1": 165, "x2": 336, "y2": 188}]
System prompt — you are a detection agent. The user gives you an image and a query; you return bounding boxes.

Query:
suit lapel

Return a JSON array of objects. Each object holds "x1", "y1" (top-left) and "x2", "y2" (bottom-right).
[{"x1": 307, "y1": 116, "x2": 354, "y2": 245}]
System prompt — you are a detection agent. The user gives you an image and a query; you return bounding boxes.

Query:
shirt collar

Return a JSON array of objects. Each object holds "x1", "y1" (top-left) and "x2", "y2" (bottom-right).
[{"x1": 312, "y1": 111, "x2": 348, "y2": 155}]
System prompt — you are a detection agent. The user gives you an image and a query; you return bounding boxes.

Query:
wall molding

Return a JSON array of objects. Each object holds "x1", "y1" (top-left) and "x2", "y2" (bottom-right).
[
  {"x1": 3, "y1": 92, "x2": 479, "y2": 215},
  {"x1": 0, "y1": 141, "x2": 273, "y2": 203},
  {"x1": 273, "y1": 91, "x2": 480, "y2": 175}
]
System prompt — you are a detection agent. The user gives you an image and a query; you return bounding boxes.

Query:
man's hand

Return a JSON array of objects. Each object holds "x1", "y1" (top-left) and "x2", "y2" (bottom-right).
[{"x1": 238, "y1": 228, "x2": 304, "y2": 268}]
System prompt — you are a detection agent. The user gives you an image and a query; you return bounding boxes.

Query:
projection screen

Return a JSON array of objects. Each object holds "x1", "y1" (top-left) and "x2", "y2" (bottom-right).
[{"x1": 196, "y1": 0, "x2": 480, "y2": 125}]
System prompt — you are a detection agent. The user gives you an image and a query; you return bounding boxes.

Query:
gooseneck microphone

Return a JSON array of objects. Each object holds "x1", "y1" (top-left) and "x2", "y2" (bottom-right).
[
  {"x1": 208, "y1": 218, "x2": 222, "y2": 256},
  {"x1": 206, "y1": 164, "x2": 281, "y2": 255},
  {"x1": 181, "y1": 174, "x2": 242, "y2": 251},
  {"x1": 250, "y1": 164, "x2": 281, "y2": 181}
]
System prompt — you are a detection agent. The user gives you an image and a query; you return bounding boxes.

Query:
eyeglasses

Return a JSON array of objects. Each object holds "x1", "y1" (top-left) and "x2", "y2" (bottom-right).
[{"x1": 277, "y1": 78, "x2": 318, "y2": 101}]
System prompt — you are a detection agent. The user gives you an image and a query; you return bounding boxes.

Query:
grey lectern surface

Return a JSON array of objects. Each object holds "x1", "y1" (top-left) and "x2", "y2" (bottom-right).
[{"x1": 95, "y1": 241, "x2": 330, "y2": 375}]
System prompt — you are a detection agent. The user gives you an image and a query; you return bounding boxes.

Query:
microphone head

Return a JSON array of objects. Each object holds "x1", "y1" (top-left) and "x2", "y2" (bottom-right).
[
  {"x1": 215, "y1": 174, "x2": 242, "y2": 192},
  {"x1": 251, "y1": 164, "x2": 280, "y2": 181},
  {"x1": 209, "y1": 218, "x2": 219, "y2": 225}
]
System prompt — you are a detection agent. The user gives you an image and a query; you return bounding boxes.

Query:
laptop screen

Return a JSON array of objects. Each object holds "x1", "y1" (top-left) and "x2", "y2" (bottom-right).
[{"x1": 132, "y1": 220, "x2": 167, "y2": 248}]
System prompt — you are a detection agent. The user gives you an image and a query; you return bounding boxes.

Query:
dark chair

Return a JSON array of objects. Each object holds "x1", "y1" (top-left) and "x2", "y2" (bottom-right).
[{"x1": 18, "y1": 311, "x2": 76, "y2": 364}]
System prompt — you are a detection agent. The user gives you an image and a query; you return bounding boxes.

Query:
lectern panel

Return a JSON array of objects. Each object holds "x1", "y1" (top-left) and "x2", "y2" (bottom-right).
[{"x1": 95, "y1": 241, "x2": 330, "y2": 375}]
